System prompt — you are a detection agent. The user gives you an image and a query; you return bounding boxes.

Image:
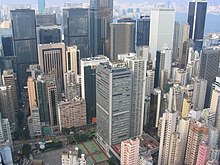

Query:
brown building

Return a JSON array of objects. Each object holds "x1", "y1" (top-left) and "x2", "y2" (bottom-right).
[{"x1": 58, "y1": 98, "x2": 86, "y2": 130}]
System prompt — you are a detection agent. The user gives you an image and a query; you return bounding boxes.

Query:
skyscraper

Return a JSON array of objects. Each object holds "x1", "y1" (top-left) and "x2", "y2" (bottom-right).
[
  {"x1": 149, "y1": 8, "x2": 175, "y2": 60},
  {"x1": 121, "y1": 138, "x2": 140, "y2": 165},
  {"x1": 38, "y1": 0, "x2": 45, "y2": 14},
  {"x1": 158, "y1": 110, "x2": 178, "y2": 165},
  {"x1": 124, "y1": 56, "x2": 147, "y2": 136},
  {"x1": 81, "y1": 56, "x2": 109, "y2": 124},
  {"x1": 110, "y1": 23, "x2": 135, "y2": 61},
  {"x1": 192, "y1": 78, "x2": 207, "y2": 110},
  {"x1": 10, "y1": 9, "x2": 38, "y2": 94},
  {"x1": 27, "y1": 77, "x2": 37, "y2": 112},
  {"x1": 184, "y1": 121, "x2": 209, "y2": 165},
  {"x1": 38, "y1": 43, "x2": 65, "y2": 95},
  {"x1": 187, "y1": 0, "x2": 207, "y2": 51},
  {"x1": 90, "y1": 0, "x2": 113, "y2": 57},
  {"x1": 96, "y1": 62, "x2": 132, "y2": 152},
  {"x1": 196, "y1": 141, "x2": 210, "y2": 165},
  {"x1": 172, "y1": 21, "x2": 180, "y2": 61},
  {"x1": 63, "y1": 8, "x2": 89, "y2": 58},
  {"x1": 199, "y1": 46, "x2": 220, "y2": 108},
  {"x1": 137, "y1": 16, "x2": 150, "y2": 47},
  {"x1": 0, "y1": 86, "x2": 15, "y2": 125}
]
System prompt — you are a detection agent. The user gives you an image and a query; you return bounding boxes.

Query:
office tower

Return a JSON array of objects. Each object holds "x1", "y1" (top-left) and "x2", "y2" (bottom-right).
[
  {"x1": 38, "y1": 27, "x2": 61, "y2": 44},
  {"x1": 208, "y1": 127, "x2": 219, "y2": 148},
  {"x1": 81, "y1": 56, "x2": 109, "y2": 124},
  {"x1": 0, "y1": 113, "x2": 13, "y2": 149},
  {"x1": 188, "y1": 0, "x2": 207, "y2": 51},
  {"x1": 177, "y1": 118, "x2": 190, "y2": 165},
  {"x1": 27, "y1": 77, "x2": 37, "y2": 112},
  {"x1": 65, "y1": 46, "x2": 80, "y2": 77},
  {"x1": 210, "y1": 90, "x2": 220, "y2": 114},
  {"x1": 118, "y1": 18, "x2": 136, "y2": 23},
  {"x1": 179, "y1": 23, "x2": 190, "y2": 63},
  {"x1": 159, "y1": 45, "x2": 172, "y2": 79},
  {"x1": 62, "y1": 148, "x2": 86, "y2": 165},
  {"x1": 182, "y1": 97, "x2": 191, "y2": 118},
  {"x1": 121, "y1": 138, "x2": 140, "y2": 165},
  {"x1": 64, "y1": 71, "x2": 78, "y2": 100},
  {"x1": 36, "y1": 75, "x2": 49, "y2": 126},
  {"x1": 160, "y1": 69, "x2": 168, "y2": 92},
  {"x1": 58, "y1": 98, "x2": 86, "y2": 130},
  {"x1": 172, "y1": 21, "x2": 180, "y2": 61},
  {"x1": 149, "y1": 88, "x2": 162, "y2": 128},
  {"x1": 63, "y1": 8, "x2": 89, "y2": 58},
  {"x1": 90, "y1": 0, "x2": 113, "y2": 57},
  {"x1": 1, "y1": 36, "x2": 14, "y2": 57},
  {"x1": 149, "y1": 8, "x2": 175, "y2": 60},
  {"x1": 137, "y1": 16, "x2": 150, "y2": 47},
  {"x1": 96, "y1": 62, "x2": 132, "y2": 152},
  {"x1": 2, "y1": 70, "x2": 19, "y2": 113},
  {"x1": 199, "y1": 46, "x2": 220, "y2": 108},
  {"x1": 38, "y1": 43, "x2": 65, "y2": 95},
  {"x1": 158, "y1": 110, "x2": 178, "y2": 165},
  {"x1": 175, "y1": 69, "x2": 188, "y2": 86},
  {"x1": 38, "y1": 0, "x2": 45, "y2": 14},
  {"x1": 184, "y1": 121, "x2": 209, "y2": 165},
  {"x1": 168, "y1": 132, "x2": 181, "y2": 165},
  {"x1": 192, "y1": 78, "x2": 207, "y2": 110},
  {"x1": 0, "y1": 141, "x2": 13, "y2": 165},
  {"x1": 0, "y1": 86, "x2": 15, "y2": 125},
  {"x1": 27, "y1": 106, "x2": 42, "y2": 138},
  {"x1": 110, "y1": 23, "x2": 135, "y2": 61},
  {"x1": 168, "y1": 83, "x2": 183, "y2": 112},
  {"x1": 145, "y1": 70, "x2": 155, "y2": 96},
  {"x1": 154, "y1": 51, "x2": 161, "y2": 87},
  {"x1": 45, "y1": 74, "x2": 59, "y2": 131},
  {"x1": 196, "y1": 141, "x2": 210, "y2": 165},
  {"x1": 124, "y1": 56, "x2": 147, "y2": 136},
  {"x1": 36, "y1": 14, "x2": 57, "y2": 26},
  {"x1": 10, "y1": 9, "x2": 38, "y2": 93}
]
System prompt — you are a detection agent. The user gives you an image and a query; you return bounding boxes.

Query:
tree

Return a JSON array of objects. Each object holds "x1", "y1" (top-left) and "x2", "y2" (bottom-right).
[{"x1": 22, "y1": 144, "x2": 31, "y2": 159}]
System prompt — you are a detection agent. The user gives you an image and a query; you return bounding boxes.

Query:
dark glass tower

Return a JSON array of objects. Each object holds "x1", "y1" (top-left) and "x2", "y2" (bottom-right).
[
  {"x1": 38, "y1": 28, "x2": 61, "y2": 44},
  {"x1": 187, "y1": 0, "x2": 207, "y2": 51},
  {"x1": 137, "y1": 16, "x2": 150, "y2": 47},
  {"x1": 2, "y1": 36, "x2": 14, "y2": 57},
  {"x1": 10, "y1": 9, "x2": 38, "y2": 98},
  {"x1": 63, "y1": 8, "x2": 89, "y2": 59},
  {"x1": 90, "y1": 0, "x2": 113, "y2": 57},
  {"x1": 38, "y1": 0, "x2": 45, "y2": 14}
]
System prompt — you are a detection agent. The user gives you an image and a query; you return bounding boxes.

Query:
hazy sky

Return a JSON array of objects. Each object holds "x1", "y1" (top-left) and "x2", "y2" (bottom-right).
[{"x1": 2, "y1": 0, "x2": 220, "y2": 6}]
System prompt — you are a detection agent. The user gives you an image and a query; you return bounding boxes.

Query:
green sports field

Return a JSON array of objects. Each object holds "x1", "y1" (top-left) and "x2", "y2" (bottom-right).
[{"x1": 72, "y1": 140, "x2": 108, "y2": 164}]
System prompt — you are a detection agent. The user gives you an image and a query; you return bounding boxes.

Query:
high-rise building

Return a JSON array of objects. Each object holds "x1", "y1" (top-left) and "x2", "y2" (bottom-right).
[
  {"x1": 0, "y1": 86, "x2": 15, "y2": 125},
  {"x1": 124, "y1": 55, "x2": 147, "y2": 136},
  {"x1": 2, "y1": 70, "x2": 19, "y2": 113},
  {"x1": 168, "y1": 132, "x2": 181, "y2": 165},
  {"x1": 96, "y1": 62, "x2": 132, "y2": 153},
  {"x1": 0, "y1": 141, "x2": 13, "y2": 165},
  {"x1": 27, "y1": 77, "x2": 37, "y2": 112},
  {"x1": 81, "y1": 56, "x2": 109, "y2": 124},
  {"x1": 38, "y1": 27, "x2": 61, "y2": 44},
  {"x1": 196, "y1": 141, "x2": 210, "y2": 165},
  {"x1": 63, "y1": 8, "x2": 89, "y2": 58},
  {"x1": 168, "y1": 83, "x2": 183, "y2": 112},
  {"x1": 90, "y1": 0, "x2": 113, "y2": 57},
  {"x1": 36, "y1": 14, "x2": 57, "y2": 26},
  {"x1": 64, "y1": 71, "x2": 78, "y2": 100},
  {"x1": 10, "y1": 9, "x2": 38, "y2": 94},
  {"x1": 149, "y1": 8, "x2": 175, "y2": 60},
  {"x1": 36, "y1": 74, "x2": 49, "y2": 126},
  {"x1": 137, "y1": 16, "x2": 150, "y2": 47},
  {"x1": 158, "y1": 110, "x2": 178, "y2": 165},
  {"x1": 45, "y1": 74, "x2": 59, "y2": 131},
  {"x1": 27, "y1": 106, "x2": 42, "y2": 138},
  {"x1": 172, "y1": 21, "x2": 180, "y2": 61},
  {"x1": 38, "y1": 0, "x2": 45, "y2": 14},
  {"x1": 187, "y1": 0, "x2": 207, "y2": 51},
  {"x1": 0, "y1": 113, "x2": 13, "y2": 149},
  {"x1": 181, "y1": 98, "x2": 191, "y2": 118},
  {"x1": 120, "y1": 138, "x2": 140, "y2": 165},
  {"x1": 58, "y1": 98, "x2": 86, "y2": 130},
  {"x1": 184, "y1": 120, "x2": 209, "y2": 165},
  {"x1": 38, "y1": 43, "x2": 65, "y2": 95},
  {"x1": 110, "y1": 23, "x2": 135, "y2": 61},
  {"x1": 1, "y1": 36, "x2": 14, "y2": 57},
  {"x1": 199, "y1": 46, "x2": 220, "y2": 107},
  {"x1": 192, "y1": 78, "x2": 207, "y2": 110}
]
